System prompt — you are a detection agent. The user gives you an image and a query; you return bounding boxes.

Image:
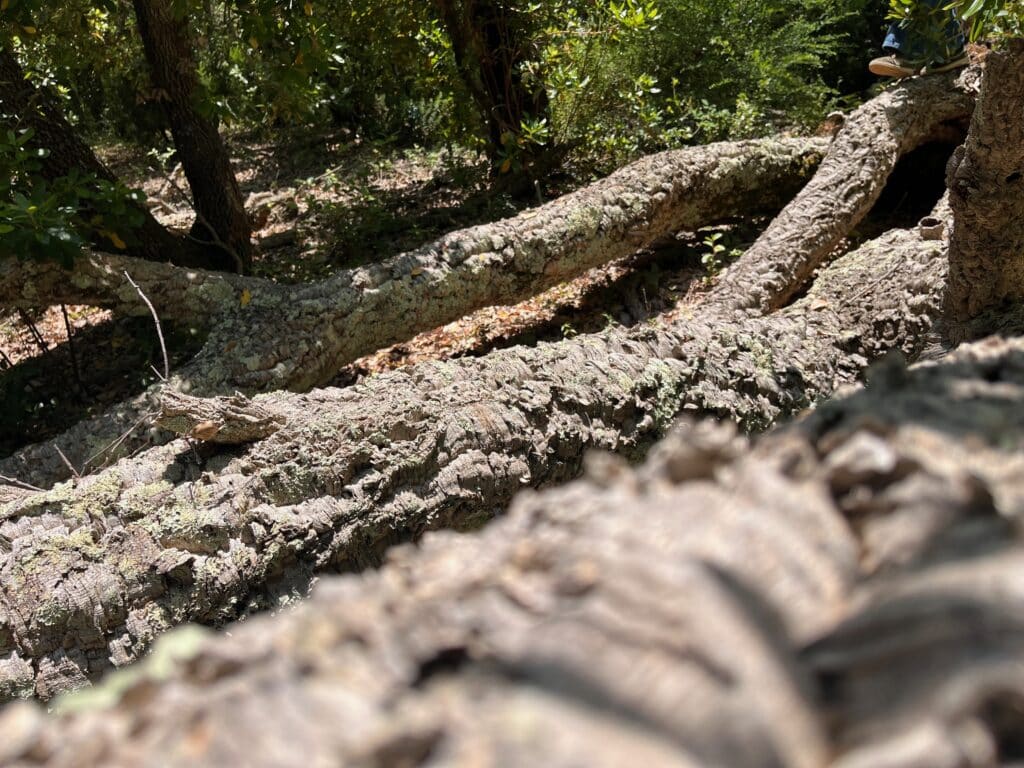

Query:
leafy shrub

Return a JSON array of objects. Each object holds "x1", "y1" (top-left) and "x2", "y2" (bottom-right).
[
  {"x1": 0, "y1": 128, "x2": 146, "y2": 266},
  {"x1": 8, "y1": 0, "x2": 884, "y2": 177}
]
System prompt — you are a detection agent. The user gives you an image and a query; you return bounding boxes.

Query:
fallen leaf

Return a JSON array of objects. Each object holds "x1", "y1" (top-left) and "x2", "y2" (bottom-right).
[{"x1": 240, "y1": 289, "x2": 252, "y2": 307}]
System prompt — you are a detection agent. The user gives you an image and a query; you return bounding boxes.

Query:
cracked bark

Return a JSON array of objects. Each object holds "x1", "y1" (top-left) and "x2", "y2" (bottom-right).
[
  {"x1": 1, "y1": 136, "x2": 826, "y2": 488},
  {"x1": 946, "y1": 39, "x2": 1024, "y2": 323},
  {"x1": 0, "y1": 195, "x2": 950, "y2": 701},
  {"x1": 3, "y1": 335, "x2": 1024, "y2": 767}
]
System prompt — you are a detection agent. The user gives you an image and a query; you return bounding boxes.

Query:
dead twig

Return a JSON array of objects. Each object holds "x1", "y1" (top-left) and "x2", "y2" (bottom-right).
[
  {"x1": 124, "y1": 271, "x2": 169, "y2": 382},
  {"x1": 60, "y1": 304, "x2": 88, "y2": 399},
  {"x1": 0, "y1": 473, "x2": 44, "y2": 493},
  {"x1": 54, "y1": 445, "x2": 81, "y2": 480},
  {"x1": 82, "y1": 411, "x2": 157, "y2": 473},
  {"x1": 0, "y1": 347, "x2": 13, "y2": 370},
  {"x1": 17, "y1": 309, "x2": 49, "y2": 356}
]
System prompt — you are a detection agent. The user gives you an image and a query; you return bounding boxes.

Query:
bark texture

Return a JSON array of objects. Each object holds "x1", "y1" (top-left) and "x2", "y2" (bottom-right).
[
  {"x1": 3, "y1": 334, "x2": 1024, "y2": 766},
  {"x1": 1, "y1": 137, "x2": 826, "y2": 488},
  {"x1": 715, "y1": 68, "x2": 977, "y2": 312},
  {"x1": 0, "y1": 47, "x2": 215, "y2": 270},
  {"x1": 0, "y1": 250, "x2": 263, "y2": 325},
  {"x1": 131, "y1": 0, "x2": 252, "y2": 273},
  {"x1": 0, "y1": 198, "x2": 951, "y2": 701},
  {"x1": 946, "y1": 39, "x2": 1024, "y2": 321}
]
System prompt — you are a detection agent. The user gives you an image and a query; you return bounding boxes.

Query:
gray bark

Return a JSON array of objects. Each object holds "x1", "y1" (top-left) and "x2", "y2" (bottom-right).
[
  {"x1": 1, "y1": 137, "x2": 826, "y2": 488},
  {"x1": 3, "y1": 333, "x2": 1024, "y2": 767},
  {"x1": 946, "y1": 39, "x2": 1024, "y2": 322},
  {"x1": 0, "y1": 197, "x2": 951, "y2": 702},
  {"x1": 0, "y1": 251, "x2": 263, "y2": 326},
  {"x1": 716, "y1": 68, "x2": 977, "y2": 312}
]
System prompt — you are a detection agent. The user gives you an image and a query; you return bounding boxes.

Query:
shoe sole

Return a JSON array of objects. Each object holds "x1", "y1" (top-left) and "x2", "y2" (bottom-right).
[{"x1": 868, "y1": 61, "x2": 918, "y2": 78}]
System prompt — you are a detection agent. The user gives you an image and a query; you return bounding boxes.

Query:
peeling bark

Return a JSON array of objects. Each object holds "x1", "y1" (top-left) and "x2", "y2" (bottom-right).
[
  {"x1": 0, "y1": 199, "x2": 950, "y2": 701},
  {"x1": 3, "y1": 335, "x2": 1024, "y2": 766},
  {"x1": 716, "y1": 69, "x2": 977, "y2": 312},
  {"x1": 1, "y1": 137, "x2": 826, "y2": 487},
  {"x1": 946, "y1": 40, "x2": 1024, "y2": 322}
]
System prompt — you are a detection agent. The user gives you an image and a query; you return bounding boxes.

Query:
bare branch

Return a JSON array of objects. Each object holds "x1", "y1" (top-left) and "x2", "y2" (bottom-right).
[{"x1": 124, "y1": 270, "x2": 169, "y2": 381}]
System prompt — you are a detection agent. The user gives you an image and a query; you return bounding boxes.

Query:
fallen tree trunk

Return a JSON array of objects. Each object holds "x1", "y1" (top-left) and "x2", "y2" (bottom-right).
[
  {"x1": 2, "y1": 137, "x2": 825, "y2": 387},
  {"x1": 716, "y1": 68, "x2": 977, "y2": 312},
  {"x1": 4, "y1": 334, "x2": 1024, "y2": 767},
  {"x1": 0, "y1": 199, "x2": 950, "y2": 701},
  {"x1": 0, "y1": 251, "x2": 263, "y2": 325},
  {"x1": 1, "y1": 67, "x2": 977, "y2": 492},
  {"x1": 1, "y1": 136, "x2": 826, "y2": 488}
]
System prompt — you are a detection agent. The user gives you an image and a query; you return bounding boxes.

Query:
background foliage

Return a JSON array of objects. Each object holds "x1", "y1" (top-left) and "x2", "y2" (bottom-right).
[
  {"x1": 7, "y1": 0, "x2": 889, "y2": 155},
  {"x1": 6, "y1": 0, "x2": 996, "y2": 265}
]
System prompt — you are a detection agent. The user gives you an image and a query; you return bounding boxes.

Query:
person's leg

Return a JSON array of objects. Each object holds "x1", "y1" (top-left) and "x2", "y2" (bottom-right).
[
  {"x1": 872, "y1": 0, "x2": 966, "y2": 76},
  {"x1": 882, "y1": 21, "x2": 907, "y2": 56}
]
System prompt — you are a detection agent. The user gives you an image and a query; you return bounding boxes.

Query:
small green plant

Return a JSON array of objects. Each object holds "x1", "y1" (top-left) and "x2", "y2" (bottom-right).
[
  {"x1": 700, "y1": 231, "x2": 728, "y2": 276},
  {"x1": 700, "y1": 230, "x2": 744, "y2": 280},
  {"x1": 561, "y1": 322, "x2": 578, "y2": 338}
]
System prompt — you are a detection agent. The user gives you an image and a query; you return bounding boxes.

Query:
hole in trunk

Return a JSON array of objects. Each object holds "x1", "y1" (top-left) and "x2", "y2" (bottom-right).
[{"x1": 861, "y1": 141, "x2": 961, "y2": 236}]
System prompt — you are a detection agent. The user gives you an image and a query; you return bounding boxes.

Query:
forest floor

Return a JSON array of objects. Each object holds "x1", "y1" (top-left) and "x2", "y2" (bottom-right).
[{"x1": 0, "y1": 126, "x2": 952, "y2": 459}]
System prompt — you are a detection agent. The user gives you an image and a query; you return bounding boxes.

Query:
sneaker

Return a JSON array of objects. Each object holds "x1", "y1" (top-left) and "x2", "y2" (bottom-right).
[
  {"x1": 920, "y1": 51, "x2": 969, "y2": 75},
  {"x1": 869, "y1": 54, "x2": 920, "y2": 78}
]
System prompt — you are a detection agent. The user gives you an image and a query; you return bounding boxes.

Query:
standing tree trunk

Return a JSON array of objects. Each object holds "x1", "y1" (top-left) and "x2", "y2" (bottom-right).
[
  {"x1": 0, "y1": 46, "x2": 221, "y2": 271},
  {"x1": 431, "y1": 0, "x2": 553, "y2": 179},
  {"x1": 945, "y1": 39, "x2": 1024, "y2": 323},
  {"x1": 131, "y1": 0, "x2": 253, "y2": 273}
]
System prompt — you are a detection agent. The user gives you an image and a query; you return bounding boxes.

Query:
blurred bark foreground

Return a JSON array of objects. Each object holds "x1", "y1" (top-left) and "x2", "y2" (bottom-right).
[{"x1": 3, "y1": 334, "x2": 1024, "y2": 767}]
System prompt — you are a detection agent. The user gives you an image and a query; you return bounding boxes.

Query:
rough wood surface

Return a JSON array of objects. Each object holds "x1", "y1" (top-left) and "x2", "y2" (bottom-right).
[
  {"x1": 156, "y1": 392, "x2": 286, "y2": 444},
  {"x1": 716, "y1": 69, "x2": 977, "y2": 312},
  {"x1": 0, "y1": 137, "x2": 825, "y2": 488},
  {"x1": 946, "y1": 40, "x2": 1024, "y2": 321},
  {"x1": 4, "y1": 334, "x2": 1024, "y2": 767},
  {"x1": 0, "y1": 251, "x2": 262, "y2": 325},
  {"x1": 0, "y1": 196, "x2": 951, "y2": 701}
]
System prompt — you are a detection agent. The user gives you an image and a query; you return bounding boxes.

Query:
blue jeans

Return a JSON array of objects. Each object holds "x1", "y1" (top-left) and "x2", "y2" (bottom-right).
[{"x1": 883, "y1": 0, "x2": 964, "y2": 62}]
